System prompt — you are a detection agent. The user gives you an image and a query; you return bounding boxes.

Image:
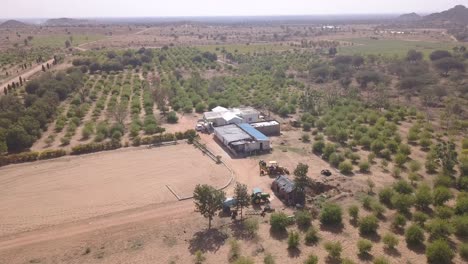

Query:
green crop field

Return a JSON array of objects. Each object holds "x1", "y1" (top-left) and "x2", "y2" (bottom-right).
[
  {"x1": 338, "y1": 38, "x2": 465, "y2": 58},
  {"x1": 30, "y1": 34, "x2": 105, "y2": 48},
  {"x1": 196, "y1": 43, "x2": 290, "y2": 54}
]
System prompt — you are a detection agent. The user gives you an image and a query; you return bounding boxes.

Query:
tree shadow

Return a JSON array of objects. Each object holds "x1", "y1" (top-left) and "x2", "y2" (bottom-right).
[
  {"x1": 325, "y1": 257, "x2": 342, "y2": 264},
  {"x1": 349, "y1": 218, "x2": 359, "y2": 228},
  {"x1": 229, "y1": 221, "x2": 255, "y2": 241},
  {"x1": 320, "y1": 223, "x2": 344, "y2": 234},
  {"x1": 384, "y1": 247, "x2": 401, "y2": 257},
  {"x1": 269, "y1": 228, "x2": 288, "y2": 241},
  {"x1": 287, "y1": 247, "x2": 301, "y2": 258},
  {"x1": 407, "y1": 242, "x2": 426, "y2": 254},
  {"x1": 358, "y1": 253, "x2": 374, "y2": 262},
  {"x1": 360, "y1": 232, "x2": 381, "y2": 243},
  {"x1": 188, "y1": 228, "x2": 228, "y2": 254}
]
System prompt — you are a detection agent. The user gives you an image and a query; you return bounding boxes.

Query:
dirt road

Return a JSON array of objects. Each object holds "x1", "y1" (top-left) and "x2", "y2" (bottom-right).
[{"x1": 0, "y1": 58, "x2": 55, "y2": 94}]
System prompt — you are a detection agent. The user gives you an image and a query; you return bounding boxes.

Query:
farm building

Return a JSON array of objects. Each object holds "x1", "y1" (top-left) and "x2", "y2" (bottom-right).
[
  {"x1": 213, "y1": 123, "x2": 270, "y2": 155},
  {"x1": 271, "y1": 175, "x2": 297, "y2": 205},
  {"x1": 250, "y1": 120, "x2": 280, "y2": 136},
  {"x1": 203, "y1": 106, "x2": 260, "y2": 127}
]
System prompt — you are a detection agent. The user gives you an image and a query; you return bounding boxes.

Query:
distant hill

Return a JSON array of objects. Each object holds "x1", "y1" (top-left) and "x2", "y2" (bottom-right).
[
  {"x1": 44, "y1": 18, "x2": 90, "y2": 26},
  {"x1": 424, "y1": 5, "x2": 468, "y2": 25},
  {"x1": 0, "y1": 19, "x2": 29, "y2": 28},
  {"x1": 397, "y1": 12, "x2": 422, "y2": 22}
]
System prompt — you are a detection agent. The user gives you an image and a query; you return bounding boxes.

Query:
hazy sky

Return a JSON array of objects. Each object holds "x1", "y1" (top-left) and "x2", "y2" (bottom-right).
[{"x1": 2, "y1": 0, "x2": 468, "y2": 18}]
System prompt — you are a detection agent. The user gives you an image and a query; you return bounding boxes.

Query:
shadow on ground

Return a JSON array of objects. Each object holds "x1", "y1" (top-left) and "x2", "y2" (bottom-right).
[{"x1": 188, "y1": 228, "x2": 228, "y2": 254}]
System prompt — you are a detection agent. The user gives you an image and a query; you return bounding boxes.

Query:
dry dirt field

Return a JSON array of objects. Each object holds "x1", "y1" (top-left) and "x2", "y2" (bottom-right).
[{"x1": 0, "y1": 143, "x2": 231, "y2": 238}]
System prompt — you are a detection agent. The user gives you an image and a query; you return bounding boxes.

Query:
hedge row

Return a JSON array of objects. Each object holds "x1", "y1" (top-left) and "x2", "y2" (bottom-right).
[
  {"x1": 71, "y1": 140, "x2": 122, "y2": 155},
  {"x1": 133, "y1": 129, "x2": 197, "y2": 146},
  {"x1": 0, "y1": 149, "x2": 67, "y2": 167}
]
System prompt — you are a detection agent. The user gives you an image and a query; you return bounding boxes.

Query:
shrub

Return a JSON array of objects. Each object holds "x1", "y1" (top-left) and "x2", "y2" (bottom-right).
[
  {"x1": 392, "y1": 213, "x2": 407, "y2": 230},
  {"x1": 322, "y1": 143, "x2": 336, "y2": 160},
  {"x1": 341, "y1": 258, "x2": 356, "y2": 264},
  {"x1": 391, "y1": 193, "x2": 414, "y2": 213},
  {"x1": 324, "y1": 241, "x2": 342, "y2": 260},
  {"x1": 304, "y1": 226, "x2": 320, "y2": 245},
  {"x1": 392, "y1": 167, "x2": 401, "y2": 178},
  {"x1": 329, "y1": 152, "x2": 343, "y2": 167},
  {"x1": 455, "y1": 193, "x2": 468, "y2": 215},
  {"x1": 378, "y1": 187, "x2": 394, "y2": 205},
  {"x1": 301, "y1": 134, "x2": 310, "y2": 142},
  {"x1": 244, "y1": 218, "x2": 259, "y2": 236},
  {"x1": 357, "y1": 239, "x2": 373, "y2": 255},
  {"x1": 409, "y1": 160, "x2": 422, "y2": 172},
  {"x1": 405, "y1": 224, "x2": 425, "y2": 246},
  {"x1": 320, "y1": 203, "x2": 342, "y2": 226},
  {"x1": 228, "y1": 239, "x2": 240, "y2": 262},
  {"x1": 435, "y1": 206, "x2": 454, "y2": 219},
  {"x1": 359, "y1": 161, "x2": 370, "y2": 172},
  {"x1": 303, "y1": 254, "x2": 318, "y2": 264},
  {"x1": 263, "y1": 253, "x2": 275, "y2": 264},
  {"x1": 433, "y1": 186, "x2": 453, "y2": 206},
  {"x1": 295, "y1": 210, "x2": 312, "y2": 228},
  {"x1": 194, "y1": 250, "x2": 205, "y2": 264},
  {"x1": 232, "y1": 256, "x2": 254, "y2": 264},
  {"x1": 393, "y1": 179, "x2": 413, "y2": 194},
  {"x1": 382, "y1": 233, "x2": 399, "y2": 249},
  {"x1": 373, "y1": 256, "x2": 390, "y2": 264},
  {"x1": 287, "y1": 231, "x2": 300, "y2": 249},
  {"x1": 312, "y1": 140, "x2": 325, "y2": 154},
  {"x1": 359, "y1": 215, "x2": 379, "y2": 235},
  {"x1": 338, "y1": 160, "x2": 353, "y2": 174},
  {"x1": 38, "y1": 149, "x2": 66, "y2": 160},
  {"x1": 362, "y1": 195, "x2": 373, "y2": 209},
  {"x1": 426, "y1": 239, "x2": 454, "y2": 264},
  {"x1": 270, "y1": 212, "x2": 291, "y2": 231},
  {"x1": 348, "y1": 204, "x2": 359, "y2": 221},
  {"x1": 453, "y1": 215, "x2": 468, "y2": 237},
  {"x1": 166, "y1": 111, "x2": 178, "y2": 123},
  {"x1": 426, "y1": 218, "x2": 453, "y2": 240},
  {"x1": 414, "y1": 184, "x2": 432, "y2": 209},
  {"x1": 394, "y1": 153, "x2": 408, "y2": 167},
  {"x1": 459, "y1": 243, "x2": 468, "y2": 260},
  {"x1": 412, "y1": 211, "x2": 429, "y2": 226},
  {"x1": 371, "y1": 202, "x2": 386, "y2": 217}
]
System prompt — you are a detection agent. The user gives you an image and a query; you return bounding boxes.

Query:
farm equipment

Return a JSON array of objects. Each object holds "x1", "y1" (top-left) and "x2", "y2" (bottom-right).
[
  {"x1": 251, "y1": 187, "x2": 271, "y2": 204},
  {"x1": 223, "y1": 197, "x2": 237, "y2": 214},
  {"x1": 259, "y1": 160, "x2": 290, "y2": 176}
]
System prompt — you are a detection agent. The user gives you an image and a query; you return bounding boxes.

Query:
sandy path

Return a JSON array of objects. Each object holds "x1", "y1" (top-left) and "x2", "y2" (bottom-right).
[
  {"x1": 0, "y1": 144, "x2": 230, "y2": 238},
  {"x1": 0, "y1": 58, "x2": 55, "y2": 94}
]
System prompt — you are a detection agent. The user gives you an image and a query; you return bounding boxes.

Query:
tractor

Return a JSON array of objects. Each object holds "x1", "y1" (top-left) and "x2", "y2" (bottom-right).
[
  {"x1": 259, "y1": 160, "x2": 290, "y2": 176},
  {"x1": 251, "y1": 187, "x2": 271, "y2": 204}
]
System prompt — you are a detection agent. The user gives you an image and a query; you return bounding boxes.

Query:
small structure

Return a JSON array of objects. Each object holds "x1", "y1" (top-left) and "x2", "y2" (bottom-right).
[
  {"x1": 271, "y1": 175, "x2": 297, "y2": 205},
  {"x1": 203, "y1": 106, "x2": 260, "y2": 127},
  {"x1": 214, "y1": 123, "x2": 270, "y2": 155},
  {"x1": 250, "y1": 120, "x2": 280, "y2": 136}
]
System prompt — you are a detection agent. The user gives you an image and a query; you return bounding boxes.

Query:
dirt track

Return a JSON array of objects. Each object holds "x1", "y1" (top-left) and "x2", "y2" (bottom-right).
[
  {"x1": 0, "y1": 144, "x2": 230, "y2": 238},
  {"x1": 0, "y1": 58, "x2": 55, "y2": 94}
]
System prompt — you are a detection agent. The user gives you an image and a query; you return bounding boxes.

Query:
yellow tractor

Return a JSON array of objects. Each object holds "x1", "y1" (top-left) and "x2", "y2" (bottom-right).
[{"x1": 259, "y1": 160, "x2": 290, "y2": 176}]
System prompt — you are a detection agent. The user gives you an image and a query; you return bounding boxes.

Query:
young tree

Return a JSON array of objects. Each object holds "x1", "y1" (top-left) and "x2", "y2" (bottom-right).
[
  {"x1": 426, "y1": 239, "x2": 454, "y2": 264},
  {"x1": 435, "y1": 141, "x2": 458, "y2": 173},
  {"x1": 294, "y1": 163, "x2": 309, "y2": 196},
  {"x1": 109, "y1": 102, "x2": 128, "y2": 126},
  {"x1": 193, "y1": 184, "x2": 226, "y2": 229},
  {"x1": 234, "y1": 183, "x2": 250, "y2": 220}
]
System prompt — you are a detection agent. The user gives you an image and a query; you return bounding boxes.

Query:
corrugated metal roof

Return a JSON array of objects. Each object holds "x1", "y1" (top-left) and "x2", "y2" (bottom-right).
[
  {"x1": 238, "y1": 123, "x2": 269, "y2": 141},
  {"x1": 251, "y1": 120, "x2": 280, "y2": 128},
  {"x1": 274, "y1": 175, "x2": 295, "y2": 193},
  {"x1": 214, "y1": 124, "x2": 252, "y2": 144}
]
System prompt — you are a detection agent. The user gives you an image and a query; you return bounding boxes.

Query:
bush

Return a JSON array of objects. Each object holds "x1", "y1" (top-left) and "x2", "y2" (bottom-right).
[
  {"x1": 426, "y1": 218, "x2": 453, "y2": 240},
  {"x1": 433, "y1": 186, "x2": 453, "y2": 206},
  {"x1": 243, "y1": 218, "x2": 259, "y2": 236},
  {"x1": 295, "y1": 210, "x2": 312, "y2": 228},
  {"x1": 405, "y1": 224, "x2": 425, "y2": 246},
  {"x1": 71, "y1": 141, "x2": 122, "y2": 155},
  {"x1": 166, "y1": 111, "x2": 178, "y2": 123},
  {"x1": 371, "y1": 202, "x2": 386, "y2": 217},
  {"x1": 342, "y1": 258, "x2": 356, "y2": 264},
  {"x1": 338, "y1": 160, "x2": 353, "y2": 174},
  {"x1": 426, "y1": 239, "x2": 454, "y2": 264},
  {"x1": 232, "y1": 256, "x2": 254, "y2": 264},
  {"x1": 414, "y1": 184, "x2": 432, "y2": 209},
  {"x1": 38, "y1": 149, "x2": 66, "y2": 160},
  {"x1": 304, "y1": 226, "x2": 320, "y2": 245},
  {"x1": 373, "y1": 256, "x2": 390, "y2": 264},
  {"x1": 435, "y1": 206, "x2": 454, "y2": 219},
  {"x1": 303, "y1": 254, "x2": 318, "y2": 264},
  {"x1": 329, "y1": 152, "x2": 343, "y2": 167},
  {"x1": 359, "y1": 161, "x2": 370, "y2": 172},
  {"x1": 382, "y1": 233, "x2": 399, "y2": 249},
  {"x1": 228, "y1": 239, "x2": 240, "y2": 262},
  {"x1": 391, "y1": 193, "x2": 414, "y2": 213},
  {"x1": 393, "y1": 179, "x2": 413, "y2": 194},
  {"x1": 263, "y1": 253, "x2": 275, "y2": 264},
  {"x1": 378, "y1": 187, "x2": 394, "y2": 205},
  {"x1": 460, "y1": 243, "x2": 468, "y2": 260},
  {"x1": 320, "y1": 203, "x2": 342, "y2": 226},
  {"x1": 270, "y1": 212, "x2": 291, "y2": 231},
  {"x1": 359, "y1": 215, "x2": 379, "y2": 235},
  {"x1": 412, "y1": 211, "x2": 429, "y2": 226},
  {"x1": 287, "y1": 231, "x2": 300, "y2": 249},
  {"x1": 194, "y1": 250, "x2": 205, "y2": 264},
  {"x1": 394, "y1": 152, "x2": 408, "y2": 167},
  {"x1": 312, "y1": 140, "x2": 325, "y2": 154},
  {"x1": 348, "y1": 204, "x2": 359, "y2": 221},
  {"x1": 324, "y1": 241, "x2": 342, "y2": 260},
  {"x1": 453, "y1": 215, "x2": 468, "y2": 237},
  {"x1": 322, "y1": 143, "x2": 336, "y2": 160},
  {"x1": 357, "y1": 239, "x2": 373, "y2": 255},
  {"x1": 301, "y1": 134, "x2": 310, "y2": 142},
  {"x1": 455, "y1": 193, "x2": 468, "y2": 215},
  {"x1": 392, "y1": 213, "x2": 407, "y2": 230}
]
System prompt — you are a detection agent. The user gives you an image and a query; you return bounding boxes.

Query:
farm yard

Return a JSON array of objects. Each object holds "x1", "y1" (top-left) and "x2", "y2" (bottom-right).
[{"x1": 0, "y1": 6, "x2": 468, "y2": 264}]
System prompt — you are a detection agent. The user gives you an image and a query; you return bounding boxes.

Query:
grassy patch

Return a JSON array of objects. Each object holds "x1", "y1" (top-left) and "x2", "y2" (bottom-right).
[
  {"x1": 338, "y1": 38, "x2": 464, "y2": 58},
  {"x1": 30, "y1": 34, "x2": 104, "y2": 48},
  {"x1": 196, "y1": 43, "x2": 290, "y2": 54}
]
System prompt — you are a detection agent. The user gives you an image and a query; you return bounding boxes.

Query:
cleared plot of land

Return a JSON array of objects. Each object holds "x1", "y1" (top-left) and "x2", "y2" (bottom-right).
[
  {"x1": 0, "y1": 144, "x2": 230, "y2": 237},
  {"x1": 339, "y1": 38, "x2": 464, "y2": 57},
  {"x1": 30, "y1": 34, "x2": 105, "y2": 48}
]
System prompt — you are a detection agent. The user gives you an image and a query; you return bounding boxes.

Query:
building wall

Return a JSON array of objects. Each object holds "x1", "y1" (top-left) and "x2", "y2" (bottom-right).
[
  {"x1": 240, "y1": 113, "x2": 259, "y2": 123},
  {"x1": 253, "y1": 123, "x2": 280, "y2": 136}
]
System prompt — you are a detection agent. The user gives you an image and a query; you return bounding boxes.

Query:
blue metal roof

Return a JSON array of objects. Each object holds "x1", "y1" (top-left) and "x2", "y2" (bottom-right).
[{"x1": 238, "y1": 123, "x2": 269, "y2": 141}]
